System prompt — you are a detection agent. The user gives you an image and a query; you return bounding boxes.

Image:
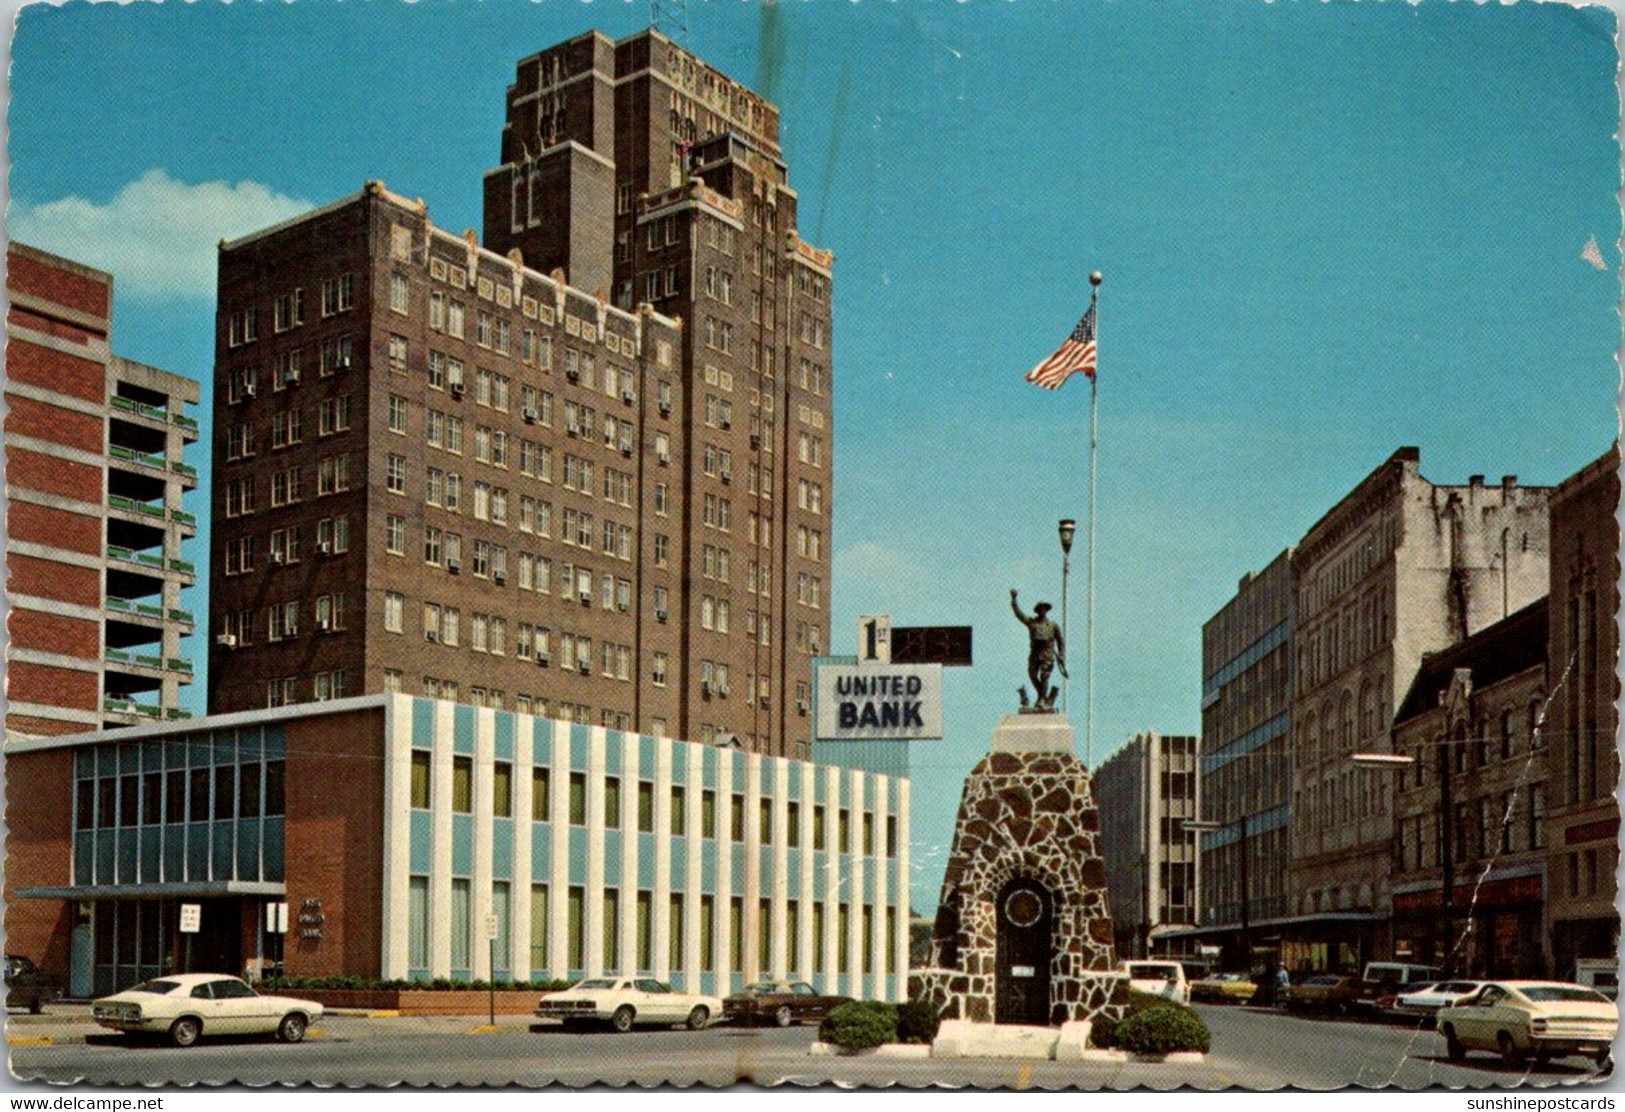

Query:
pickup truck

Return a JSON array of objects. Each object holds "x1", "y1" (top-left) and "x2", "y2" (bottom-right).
[{"x1": 6, "y1": 954, "x2": 60, "y2": 1014}]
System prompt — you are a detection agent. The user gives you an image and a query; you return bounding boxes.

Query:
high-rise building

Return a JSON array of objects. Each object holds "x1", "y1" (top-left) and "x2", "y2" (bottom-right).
[
  {"x1": 208, "y1": 30, "x2": 833, "y2": 760},
  {"x1": 1095, "y1": 731, "x2": 1200, "y2": 958},
  {"x1": 1286, "y1": 448, "x2": 1549, "y2": 968},
  {"x1": 4, "y1": 242, "x2": 201, "y2": 742},
  {"x1": 1543, "y1": 446, "x2": 1620, "y2": 978},
  {"x1": 1196, "y1": 549, "x2": 1293, "y2": 967},
  {"x1": 483, "y1": 29, "x2": 835, "y2": 756}
]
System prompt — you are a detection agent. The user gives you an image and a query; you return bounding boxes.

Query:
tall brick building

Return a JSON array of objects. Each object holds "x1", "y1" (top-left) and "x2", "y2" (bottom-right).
[
  {"x1": 208, "y1": 29, "x2": 833, "y2": 759},
  {"x1": 1286, "y1": 448, "x2": 1549, "y2": 968},
  {"x1": 5, "y1": 243, "x2": 201, "y2": 742}
]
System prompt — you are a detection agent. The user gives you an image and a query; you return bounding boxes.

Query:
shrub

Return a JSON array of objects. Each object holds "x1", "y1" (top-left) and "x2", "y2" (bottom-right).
[
  {"x1": 1113, "y1": 1006, "x2": 1211, "y2": 1056},
  {"x1": 895, "y1": 999, "x2": 942, "y2": 1045},
  {"x1": 1092, "y1": 988, "x2": 1200, "y2": 1048},
  {"x1": 819, "y1": 1001, "x2": 898, "y2": 1052}
]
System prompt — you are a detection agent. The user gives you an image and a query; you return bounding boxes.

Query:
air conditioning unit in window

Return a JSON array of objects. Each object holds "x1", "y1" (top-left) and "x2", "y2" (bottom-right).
[
  {"x1": 316, "y1": 617, "x2": 331, "y2": 632},
  {"x1": 622, "y1": 390, "x2": 635, "y2": 405},
  {"x1": 493, "y1": 571, "x2": 507, "y2": 584},
  {"x1": 720, "y1": 418, "x2": 731, "y2": 431},
  {"x1": 566, "y1": 369, "x2": 581, "y2": 384},
  {"x1": 579, "y1": 592, "x2": 592, "y2": 607},
  {"x1": 450, "y1": 384, "x2": 465, "y2": 399},
  {"x1": 655, "y1": 608, "x2": 668, "y2": 623},
  {"x1": 446, "y1": 558, "x2": 461, "y2": 574},
  {"x1": 316, "y1": 541, "x2": 332, "y2": 555},
  {"x1": 759, "y1": 694, "x2": 770, "y2": 708},
  {"x1": 577, "y1": 659, "x2": 591, "y2": 675},
  {"x1": 269, "y1": 550, "x2": 285, "y2": 564},
  {"x1": 283, "y1": 369, "x2": 300, "y2": 386},
  {"x1": 425, "y1": 629, "x2": 439, "y2": 643},
  {"x1": 621, "y1": 444, "x2": 633, "y2": 458},
  {"x1": 617, "y1": 601, "x2": 629, "y2": 613},
  {"x1": 750, "y1": 433, "x2": 761, "y2": 450},
  {"x1": 796, "y1": 699, "x2": 808, "y2": 715},
  {"x1": 523, "y1": 407, "x2": 538, "y2": 424},
  {"x1": 565, "y1": 422, "x2": 579, "y2": 437},
  {"x1": 536, "y1": 652, "x2": 550, "y2": 667},
  {"x1": 701, "y1": 680, "x2": 714, "y2": 697},
  {"x1": 337, "y1": 356, "x2": 352, "y2": 370},
  {"x1": 720, "y1": 471, "x2": 732, "y2": 485},
  {"x1": 216, "y1": 633, "x2": 238, "y2": 648},
  {"x1": 657, "y1": 452, "x2": 670, "y2": 466},
  {"x1": 658, "y1": 401, "x2": 672, "y2": 418},
  {"x1": 243, "y1": 383, "x2": 257, "y2": 399}
]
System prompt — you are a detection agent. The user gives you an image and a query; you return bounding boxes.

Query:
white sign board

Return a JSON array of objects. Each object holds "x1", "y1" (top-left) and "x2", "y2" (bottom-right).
[
  {"x1": 266, "y1": 902, "x2": 289, "y2": 934},
  {"x1": 857, "y1": 614, "x2": 892, "y2": 664},
  {"x1": 179, "y1": 903, "x2": 202, "y2": 934},
  {"x1": 816, "y1": 663, "x2": 944, "y2": 740},
  {"x1": 485, "y1": 914, "x2": 501, "y2": 941}
]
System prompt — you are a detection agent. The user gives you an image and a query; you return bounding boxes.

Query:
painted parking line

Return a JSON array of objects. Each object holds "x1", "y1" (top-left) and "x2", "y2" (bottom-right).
[
  {"x1": 7, "y1": 1036, "x2": 54, "y2": 1047},
  {"x1": 468, "y1": 1025, "x2": 501, "y2": 1034}
]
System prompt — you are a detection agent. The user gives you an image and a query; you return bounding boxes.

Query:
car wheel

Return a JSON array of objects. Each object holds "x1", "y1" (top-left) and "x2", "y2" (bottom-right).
[
  {"x1": 1442, "y1": 1024, "x2": 1466, "y2": 1062},
  {"x1": 774, "y1": 1005, "x2": 794, "y2": 1029},
  {"x1": 277, "y1": 1013, "x2": 308, "y2": 1043},
  {"x1": 169, "y1": 1017, "x2": 202, "y2": 1048},
  {"x1": 686, "y1": 1006, "x2": 709, "y2": 1031},
  {"x1": 1497, "y1": 1032, "x2": 1522, "y2": 1067},
  {"x1": 611, "y1": 1006, "x2": 636, "y2": 1033},
  {"x1": 1593, "y1": 1048, "x2": 1612, "y2": 1068}
]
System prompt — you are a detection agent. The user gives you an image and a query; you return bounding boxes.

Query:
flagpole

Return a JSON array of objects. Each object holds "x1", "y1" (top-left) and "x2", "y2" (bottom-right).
[{"x1": 1086, "y1": 271, "x2": 1101, "y2": 768}]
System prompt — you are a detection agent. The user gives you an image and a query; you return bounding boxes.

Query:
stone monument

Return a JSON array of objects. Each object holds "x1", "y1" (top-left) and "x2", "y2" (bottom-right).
[{"x1": 910, "y1": 591, "x2": 1123, "y2": 1033}]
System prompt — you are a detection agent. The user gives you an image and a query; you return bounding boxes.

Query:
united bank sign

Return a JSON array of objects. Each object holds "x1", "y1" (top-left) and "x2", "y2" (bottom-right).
[{"x1": 816, "y1": 663, "x2": 944, "y2": 741}]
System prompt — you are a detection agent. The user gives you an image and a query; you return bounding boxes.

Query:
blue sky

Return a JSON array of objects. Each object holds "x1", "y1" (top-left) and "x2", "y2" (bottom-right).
[{"x1": 9, "y1": 1, "x2": 1619, "y2": 913}]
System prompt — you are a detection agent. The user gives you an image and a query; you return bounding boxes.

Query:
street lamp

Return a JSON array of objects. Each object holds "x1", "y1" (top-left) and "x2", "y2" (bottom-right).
[
  {"x1": 1058, "y1": 519, "x2": 1076, "y2": 713},
  {"x1": 1353, "y1": 749, "x2": 1457, "y2": 972},
  {"x1": 1183, "y1": 816, "x2": 1250, "y2": 971}
]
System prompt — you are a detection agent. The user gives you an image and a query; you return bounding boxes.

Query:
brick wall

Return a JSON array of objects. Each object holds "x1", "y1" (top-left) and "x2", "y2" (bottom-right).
[
  {"x1": 6, "y1": 501, "x2": 100, "y2": 556},
  {"x1": 9, "y1": 554, "x2": 100, "y2": 607},
  {"x1": 8, "y1": 247, "x2": 111, "y2": 321},
  {"x1": 5, "y1": 342, "x2": 105, "y2": 404},
  {"x1": 7, "y1": 662, "x2": 98, "y2": 712},
  {"x1": 3, "y1": 748, "x2": 76, "y2": 977},
  {"x1": 9, "y1": 609, "x2": 99, "y2": 660},
  {"x1": 6, "y1": 448, "x2": 102, "y2": 503},
  {"x1": 283, "y1": 707, "x2": 386, "y2": 978},
  {"x1": 4, "y1": 395, "x2": 104, "y2": 454}
]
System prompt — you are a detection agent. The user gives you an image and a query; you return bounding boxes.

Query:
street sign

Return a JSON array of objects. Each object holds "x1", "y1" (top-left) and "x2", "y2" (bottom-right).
[
  {"x1": 179, "y1": 904, "x2": 201, "y2": 934},
  {"x1": 486, "y1": 914, "x2": 500, "y2": 941},
  {"x1": 815, "y1": 663, "x2": 944, "y2": 740},
  {"x1": 857, "y1": 615, "x2": 891, "y2": 664},
  {"x1": 891, "y1": 625, "x2": 973, "y2": 666}
]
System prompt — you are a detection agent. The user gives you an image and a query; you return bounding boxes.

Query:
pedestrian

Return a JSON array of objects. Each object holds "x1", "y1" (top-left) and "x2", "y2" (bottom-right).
[{"x1": 1275, "y1": 963, "x2": 1290, "y2": 1009}]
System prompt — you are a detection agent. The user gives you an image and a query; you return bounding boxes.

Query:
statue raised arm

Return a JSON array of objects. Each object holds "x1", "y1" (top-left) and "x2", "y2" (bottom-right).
[{"x1": 1011, "y1": 588, "x2": 1065, "y2": 712}]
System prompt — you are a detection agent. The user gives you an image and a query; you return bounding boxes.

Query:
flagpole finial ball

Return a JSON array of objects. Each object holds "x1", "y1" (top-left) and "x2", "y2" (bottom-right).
[{"x1": 1089, "y1": 271, "x2": 1103, "y2": 286}]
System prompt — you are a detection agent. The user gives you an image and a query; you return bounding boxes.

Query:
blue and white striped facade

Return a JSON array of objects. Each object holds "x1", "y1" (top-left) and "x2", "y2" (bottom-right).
[{"x1": 381, "y1": 695, "x2": 911, "y2": 1001}]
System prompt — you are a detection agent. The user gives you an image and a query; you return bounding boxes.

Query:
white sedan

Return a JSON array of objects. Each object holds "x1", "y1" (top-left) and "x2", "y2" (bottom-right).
[
  {"x1": 92, "y1": 973, "x2": 324, "y2": 1047},
  {"x1": 536, "y1": 977, "x2": 723, "y2": 1032},
  {"x1": 1396, "y1": 980, "x2": 1483, "y2": 1021},
  {"x1": 1436, "y1": 981, "x2": 1617, "y2": 1066}
]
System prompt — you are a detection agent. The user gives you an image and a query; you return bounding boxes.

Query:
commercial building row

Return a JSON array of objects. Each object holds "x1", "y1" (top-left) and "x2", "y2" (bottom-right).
[{"x1": 1186, "y1": 446, "x2": 1618, "y2": 979}]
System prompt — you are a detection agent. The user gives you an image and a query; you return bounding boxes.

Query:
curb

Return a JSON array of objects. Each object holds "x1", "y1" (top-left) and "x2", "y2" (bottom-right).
[
  {"x1": 326, "y1": 1008, "x2": 402, "y2": 1018},
  {"x1": 808, "y1": 1042, "x2": 932, "y2": 1059}
]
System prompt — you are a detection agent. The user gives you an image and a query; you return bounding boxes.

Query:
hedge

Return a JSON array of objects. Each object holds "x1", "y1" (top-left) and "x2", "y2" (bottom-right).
[
  {"x1": 1114, "y1": 1006, "x2": 1211, "y2": 1055},
  {"x1": 258, "y1": 975, "x2": 573, "y2": 993},
  {"x1": 1091, "y1": 988, "x2": 1204, "y2": 1049},
  {"x1": 819, "y1": 1001, "x2": 898, "y2": 1052}
]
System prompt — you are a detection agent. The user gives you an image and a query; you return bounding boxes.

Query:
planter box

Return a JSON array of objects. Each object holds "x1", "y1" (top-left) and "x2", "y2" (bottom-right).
[{"x1": 281, "y1": 989, "x2": 545, "y2": 1016}]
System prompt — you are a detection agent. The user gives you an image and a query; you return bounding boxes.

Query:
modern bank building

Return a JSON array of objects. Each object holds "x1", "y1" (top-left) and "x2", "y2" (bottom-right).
[{"x1": 5, "y1": 695, "x2": 912, "y2": 1001}]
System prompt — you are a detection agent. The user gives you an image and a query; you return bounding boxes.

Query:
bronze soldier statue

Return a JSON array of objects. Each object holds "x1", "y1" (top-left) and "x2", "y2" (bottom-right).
[{"x1": 1011, "y1": 588, "x2": 1067, "y2": 712}]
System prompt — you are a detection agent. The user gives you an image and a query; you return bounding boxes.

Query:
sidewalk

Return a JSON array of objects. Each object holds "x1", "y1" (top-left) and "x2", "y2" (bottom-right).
[{"x1": 5, "y1": 1004, "x2": 546, "y2": 1047}]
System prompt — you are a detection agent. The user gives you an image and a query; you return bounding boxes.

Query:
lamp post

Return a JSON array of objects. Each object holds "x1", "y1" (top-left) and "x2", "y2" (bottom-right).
[
  {"x1": 1058, "y1": 519, "x2": 1076, "y2": 714},
  {"x1": 1352, "y1": 750, "x2": 1452, "y2": 971}
]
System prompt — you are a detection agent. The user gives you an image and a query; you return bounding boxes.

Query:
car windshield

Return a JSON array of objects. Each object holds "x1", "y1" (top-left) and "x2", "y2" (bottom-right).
[
  {"x1": 573, "y1": 979, "x2": 616, "y2": 990},
  {"x1": 125, "y1": 980, "x2": 183, "y2": 995},
  {"x1": 743, "y1": 983, "x2": 781, "y2": 996},
  {"x1": 1128, "y1": 964, "x2": 1177, "y2": 979},
  {"x1": 1521, "y1": 986, "x2": 1611, "y2": 1003}
]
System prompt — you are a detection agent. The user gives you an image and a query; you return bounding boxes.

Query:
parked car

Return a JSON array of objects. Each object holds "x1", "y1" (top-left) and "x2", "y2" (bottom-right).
[
  {"x1": 723, "y1": 980, "x2": 853, "y2": 1027},
  {"x1": 1395, "y1": 980, "x2": 1483, "y2": 1023},
  {"x1": 91, "y1": 973, "x2": 323, "y2": 1047},
  {"x1": 1123, "y1": 961, "x2": 1190, "y2": 1005},
  {"x1": 1436, "y1": 981, "x2": 1617, "y2": 1066},
  {"x1": 1370, "y1": 981, "x2": 1438, "y2": 1021},
  {"x1": 1191, "y1": 972, "x2": 1258, "y2": 1005},
  {"x1": 1287, "y1": 974, "x2": 1361, "y2": 1014},
  {"x1": 535, "y1": 977, "x2": 723, "y2": 1032},
  {"x1": 5, "y1": 955, "x2": 59, "y2": 1015},
  {"x1": 1355, "y1": 961, "x2": 1445, "y2": 1016}
]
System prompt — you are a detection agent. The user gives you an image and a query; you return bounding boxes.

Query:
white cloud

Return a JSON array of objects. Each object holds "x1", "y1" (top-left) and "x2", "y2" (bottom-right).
[{"x1": 10, "y1": 170, "x2": 312, "y2": 301}]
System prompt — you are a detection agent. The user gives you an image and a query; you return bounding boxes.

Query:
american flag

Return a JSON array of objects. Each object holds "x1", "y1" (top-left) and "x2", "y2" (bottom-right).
[{"x1": 1025, "y1": 295, "x2": 1097, "y2": 390}]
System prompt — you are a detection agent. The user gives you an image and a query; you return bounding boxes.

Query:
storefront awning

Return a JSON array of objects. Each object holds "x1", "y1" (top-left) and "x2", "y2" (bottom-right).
[{"x1": 17, "y1": 881, "x2": 286, "y2": 900}]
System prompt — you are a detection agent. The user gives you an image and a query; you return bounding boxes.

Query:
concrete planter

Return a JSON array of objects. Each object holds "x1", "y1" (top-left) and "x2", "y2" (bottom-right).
[
  {"x1": 809, "y1": 1041, "x2": 933, "y2": 1059},
  {"x1": 283, "y1": 989, "x2": 544, "y2": 1016}
]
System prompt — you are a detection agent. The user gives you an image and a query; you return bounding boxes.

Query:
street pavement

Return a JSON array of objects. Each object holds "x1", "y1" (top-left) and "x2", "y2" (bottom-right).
[{"x1": 6, "y1": 1004, "x2": 1615, "y2": 1090}]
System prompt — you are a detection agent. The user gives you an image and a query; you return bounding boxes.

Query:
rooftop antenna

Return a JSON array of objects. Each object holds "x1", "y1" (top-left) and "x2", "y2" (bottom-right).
[{"x1": 651, "y1": 0, "x2": 690, "y2": 48}]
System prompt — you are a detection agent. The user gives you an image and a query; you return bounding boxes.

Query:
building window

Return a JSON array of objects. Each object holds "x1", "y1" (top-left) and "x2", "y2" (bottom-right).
[
  {"x1": 388, "y1": 394, "x2": 408, "y2": 434},
  {"x1": 452, "y1": 756, "x2": 473, "y2": 813},
  {"x1": 699, "y1": 896, "x2": 715, "y2": 973},
  {"x1": 568, "y1": 887, "x2": 585, "y2": 971},
  {"x1": 701, "y1": 789, "x2": 717, "y2": 840},
  {"x1": 532, "y1": 768, "x2": 551, "y2": 821},
  {"x1": 409, "y1": 876, "x2": 429, "y2": 971},
  {"x1": 531, "y1": 885, "x2": 549, "y2": 973},
  {"x1": 604, "y1": 776, "x2": 622, "y2": 829},
  {"x1": 410, "y1": 752, "x2": 431, "y2": 809},
  {"x1": 386, "y1": 515, "x2": 406, "y2": 555},
  {"x1": 814, "y1": 805, "x2": 827, "y2": 851},
  {"x1": 569, "y1": 773, "x2": 587, "y2": 826},
  {"x1": 387, "y1": 454, "x2": 407, "y2": 494},
  {"x1": 494, "y1": 761, "x2": 513, "y2": 818},
  {"x1": 759, "y1": 797, "x2": 773, "y2": 845},
  {"x1": 637, "y1": 782, "x2": 655, "y2": 833},
  {"x1": 450, "y1": 879, "x2": 471, "y2": 974}
]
